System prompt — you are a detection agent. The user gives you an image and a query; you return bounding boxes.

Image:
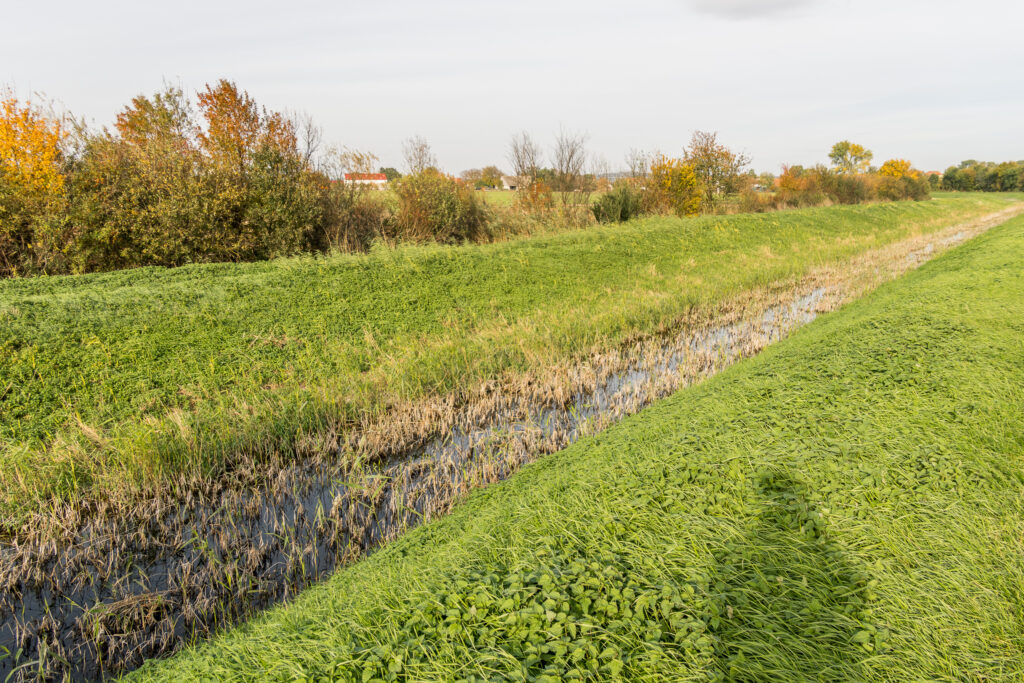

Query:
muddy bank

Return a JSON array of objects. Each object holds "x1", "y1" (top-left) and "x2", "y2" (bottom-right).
[{"x1": 0, "y1": 208, "x2": 1016, "y2": 681}]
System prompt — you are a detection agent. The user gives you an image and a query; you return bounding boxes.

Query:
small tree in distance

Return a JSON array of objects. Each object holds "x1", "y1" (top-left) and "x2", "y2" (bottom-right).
[
  {"x1": 508, "y1": 131, "x2": 542, "y2": 185},
  {"x1": 625, "y1": 148, "x2": 650, "y2": 180},
  {"x1": 829, "y1": 140, "x2": 873, "y2": 174},
  {"x1": 480, "y1": 165, "x2": 504, "y2": 189},
  {"x1": 551, "y1": 128, "x2": 589, "y2": 207},
  {"x1": 683, "y1": 131, "x2": 749, "y2": 210},
  {"x1": 402, "y1": 135, "x2": 437, "y2": 174},
  {"x1": 460, "y1": 168, "x2": 483, "y2": 184}
]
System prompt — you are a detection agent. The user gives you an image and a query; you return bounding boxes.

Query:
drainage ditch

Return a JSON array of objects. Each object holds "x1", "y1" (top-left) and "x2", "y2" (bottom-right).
[{"x1": 0, "y1": 213, "x2": 1009, "y2": 681}]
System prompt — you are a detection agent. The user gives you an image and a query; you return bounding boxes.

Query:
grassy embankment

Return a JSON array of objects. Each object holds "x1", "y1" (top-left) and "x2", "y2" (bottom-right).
[
  {"x1": 0, "y1": 194, "x2": 1018, "y2": 530},
  {"x1": 136, "y1": 211, "x2": 1024, "y2": 681}
]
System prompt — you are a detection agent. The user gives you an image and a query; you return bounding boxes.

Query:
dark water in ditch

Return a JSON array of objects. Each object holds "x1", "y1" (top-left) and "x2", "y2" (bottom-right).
[{"x1": 0, "y1": 288, "x2": 828, "y2": 680}]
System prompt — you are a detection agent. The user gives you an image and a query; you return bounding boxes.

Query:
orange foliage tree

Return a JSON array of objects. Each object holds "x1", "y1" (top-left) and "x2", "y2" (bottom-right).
[
  {"x1": 0, "y1": 93, "x2": 66, "y2": 274},
  {"x1": 773, "y1": 165, "x2": 826, "y2": 207},
  {"x1": 197, "y1": 80, "x2": 297, "y2": 173}
]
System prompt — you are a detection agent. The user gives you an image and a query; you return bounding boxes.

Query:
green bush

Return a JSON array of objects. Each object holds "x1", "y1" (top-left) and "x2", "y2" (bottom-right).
[
  {"x1": 0, "y1": 158, "x2": 66, "y2": 276},
  {"x1": 592, "y1": 183, "x2": 645, "y2": 223},
  {"x1": 313, "y1": 180, "x2": 390, "y2": 252},
  {"x1": 819, "y1": 168, "x2": 874, "y2": 205},
  {"x1": 391, "y1": 169, "x2": 487, "y2": 243},
  {"x1": 0, "y1": 167, "x2": 37, "y2": 275},
  {"x1": 878, "y1": 174, "x2": 930, "y2": 202},
  {"x1": 737, "y1": 188, "x2": 774, "y2": 213},
  {"x1": 57, "y1": 134, "x2": 325, "y2": 272}
]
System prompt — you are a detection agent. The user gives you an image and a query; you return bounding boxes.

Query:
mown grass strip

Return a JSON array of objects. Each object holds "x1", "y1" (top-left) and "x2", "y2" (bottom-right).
[
  {"x1": 0, "y1": 195, "x2": 1018, "y2": 526},
  {"x1": 134, "y1": 213, "x2": 1024, "y2": 681}
]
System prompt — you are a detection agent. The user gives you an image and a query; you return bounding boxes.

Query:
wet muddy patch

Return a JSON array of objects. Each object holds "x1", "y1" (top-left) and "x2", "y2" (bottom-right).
[{"x1": 0, "y1": 211, "x2": 1012, "y2": 681}]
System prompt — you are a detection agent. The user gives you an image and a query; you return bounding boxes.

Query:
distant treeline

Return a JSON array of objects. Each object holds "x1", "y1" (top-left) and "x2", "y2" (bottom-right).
[
  {"x1": 941, "y1": 160, "x2": 1024, "y2": 192},
  {"x1": 1, "y1": 81, "x2": 931, "y2": 277},
  {"x1": 592, "y1": 143, "x2": 931, "y2": 224}
]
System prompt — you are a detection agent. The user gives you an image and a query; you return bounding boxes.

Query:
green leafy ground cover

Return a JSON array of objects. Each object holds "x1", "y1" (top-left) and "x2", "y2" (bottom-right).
[
  {"x1": 136, "y1": 213, "x2": 1024, "y2": 681},
  {"x1": 0, "y1": 195, "x2": 1016, "y2": 527}
]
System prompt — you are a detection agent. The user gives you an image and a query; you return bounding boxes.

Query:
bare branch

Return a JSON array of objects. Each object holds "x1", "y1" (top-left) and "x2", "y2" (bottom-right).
[
  {"x1": 402, "y1": 135, "x2": 437, "y2": 174},
  {"x1": 551, "y1": 128, "x2": 589, "y2": 205},
  {"x1": 323, "y1": 145, "x2": 380, "y2": 178},
  {"x1": 293, "y1": 111, "x2": 323, "y2": 168},
  {"x1": 508, "y1": 131, "x2": 542, "y2": 185},
  {"x1": 625, "y1": 148, "x2": 650, "y2": 180}
]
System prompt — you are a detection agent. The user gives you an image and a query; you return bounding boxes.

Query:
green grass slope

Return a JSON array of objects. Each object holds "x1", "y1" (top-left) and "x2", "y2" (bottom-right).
[
  {"x1": 0, "y1": 195, "x2": 1015, "y2": 526},
  {"x1": 135, "y1": 214, "x2": 1024, "y2": 681}
]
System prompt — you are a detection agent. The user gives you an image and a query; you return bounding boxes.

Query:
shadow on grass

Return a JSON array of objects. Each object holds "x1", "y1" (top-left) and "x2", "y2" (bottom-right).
[{"x1": 704, "y1": 470, "x2": 886, "y2": 682}]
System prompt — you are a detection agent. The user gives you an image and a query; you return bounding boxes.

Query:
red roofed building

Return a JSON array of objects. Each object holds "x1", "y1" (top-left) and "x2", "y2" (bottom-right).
[{"x1": 343, "y1": 172, "x2": 389, "y2": 188}]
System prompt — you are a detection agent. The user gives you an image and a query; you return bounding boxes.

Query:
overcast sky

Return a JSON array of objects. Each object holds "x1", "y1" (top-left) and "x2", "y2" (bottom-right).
[{"x1": 4, "y1": 0, "x2": 1022, "y2": 173}]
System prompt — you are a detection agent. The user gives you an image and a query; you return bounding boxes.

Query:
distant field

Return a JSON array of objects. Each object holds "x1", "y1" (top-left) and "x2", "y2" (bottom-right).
[
  {"x1": 473, "y1": 189, "x2": 605, "y2": 207},
  {"x1": 0, "y1": 194, "x2": 1017, "y2": 528},
  {"x1": 136, "y1": 209, "x2": 1024, "y2": 681},
  {"x1": 371, "y1": 188, "x2": 592, "y2": 208},
  {"x1": 475, "y1": 188, "x2": 519, "y2": 206}
]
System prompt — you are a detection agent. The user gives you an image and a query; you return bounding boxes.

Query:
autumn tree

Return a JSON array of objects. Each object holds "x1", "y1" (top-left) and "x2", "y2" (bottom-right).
[
  {"x1": 63, "y1": 81, "x2": 322, "y2": 271},
  {"x1": 77, "y1": 85, "x2": 207, "y2": 270},
  {"x1": 197, "y1": 79, "x2": 297, "y2": 175},
  {"x1": 111, "y1": 87, "x2": 200, "y2": 203},
  {"x1": 878, "y1": 158, "x2": 914, "y2": 178},
  {"x1": 647, "y1": 154, "x2": 701, "y2": 216},
  {"x1": 755, "y1": 171, "x2": 775, "y2": 189},
  {"x1": 402, "y1": 135, "x2": 437, "y2": 174},
  {"x1": 683, "y1": 130, "x2": 749, "y2": 210},
  {"x1": 828, "y1": 140, "x2": 873, "y2": 174},
  {"x1": 391, "y1": 168, "x2": 486, "y2": 243},
  {"x1": 0, "y1": 93, "x2": 66, "y2": 274},
  {"x1": 876, "y1": 158, "x2": 929, "y2": 201}
]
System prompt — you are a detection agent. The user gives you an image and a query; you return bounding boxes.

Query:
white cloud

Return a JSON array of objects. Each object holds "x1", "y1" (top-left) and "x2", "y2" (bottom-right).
[{"x1": 686, "y1": 0, "x2": 814, "y2": 19}]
